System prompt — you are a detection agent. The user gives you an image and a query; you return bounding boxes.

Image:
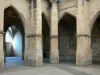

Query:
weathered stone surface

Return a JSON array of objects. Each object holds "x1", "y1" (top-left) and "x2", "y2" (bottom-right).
[
  {"x1": 0, "y1": 35, "x2": 4, "y2": 68},
  {"x1": 76, "y1": 0, "x2": 92, "y2": 66},
  {"x1": 0, "y1": 0, "x2": 100, "y2": 70},
  {"x1": 50, "y1": 1, "x2": 59, "y2": 64},
  {"x1": 76, "y1": 36, "x2": 92, "y2": 66}
]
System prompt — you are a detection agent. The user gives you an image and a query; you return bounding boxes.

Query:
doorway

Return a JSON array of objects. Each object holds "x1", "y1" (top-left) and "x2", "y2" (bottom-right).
[{"x1": 4, "y1": 6, "x2": 25, "y2": 67}]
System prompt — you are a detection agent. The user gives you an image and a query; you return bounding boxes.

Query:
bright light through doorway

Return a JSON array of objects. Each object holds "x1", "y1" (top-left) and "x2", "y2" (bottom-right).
[{"x1": 5, "y1": 27, "x2": 23, "y2": 67}]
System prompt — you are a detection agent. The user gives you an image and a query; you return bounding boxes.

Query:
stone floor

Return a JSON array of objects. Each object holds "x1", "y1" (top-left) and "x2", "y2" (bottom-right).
[
  {"x1": 0, "y1": 63, "x2": 100, "y2": 75},
  {"x1": 5, "y1": 57, "x2": 23, "y2": 67}
]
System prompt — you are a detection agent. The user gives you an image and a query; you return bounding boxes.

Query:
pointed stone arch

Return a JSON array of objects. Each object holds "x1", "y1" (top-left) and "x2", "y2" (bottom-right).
[
  {"x1": 90, "y1": 10, "x2": 100, "y2": 64},
  {"x1": 59, "y1": 12, "x2": 76, "y2": 23},
  {"x1": 4, "y1": 5, "x2": 26, "y2": 66},
  {"x1": 42, "y1": 12, "x2": 50, "y2": 27},
  {"x1": 4, "y1": 5, "x2": 26, "y2": 33},
  {"x1": 90, "y1": 10, "x2": 100, "y2": 33},
  {"x1": 58, "y1": 12, "x2": 76, "y2": 63}
]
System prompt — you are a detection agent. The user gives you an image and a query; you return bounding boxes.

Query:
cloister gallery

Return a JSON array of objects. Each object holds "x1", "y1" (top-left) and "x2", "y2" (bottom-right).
[{"x1": 0, "y1": 0, "x2": 100, "y2": 69}]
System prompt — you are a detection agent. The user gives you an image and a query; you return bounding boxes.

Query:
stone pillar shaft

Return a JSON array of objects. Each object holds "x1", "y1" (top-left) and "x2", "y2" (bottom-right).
[
  {"x1": 34, "y1": 0, "x2": 43, "y2": 67},
  {"x1": 50, "y1": 2, "x2": 59, "y2": 64},
  {"x1": 25, "y1": 0, "x2": 43, "y2": 67},
  {"x1": 77, "y1": 0, "x2": 90, "y2": 34},
  {"x1": 76, "y1": 0, "x2": 92, "y2": 66},
  {"x1": 0, "y1": 34, "x2": 4, "y2": 68},
  {"x1": 0, "y1": 4, "x2": 4, "y2": 69}
]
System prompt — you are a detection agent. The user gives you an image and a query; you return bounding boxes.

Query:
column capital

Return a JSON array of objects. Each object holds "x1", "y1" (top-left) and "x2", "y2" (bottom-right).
[
  {"x1": 0, "y1": 31, "x2": 5, "y2": 35},
  {"x1": 50, "y1": 35, "x2": 58, "y2": 38},
  {"x1": 27, "y1": 34, "x2": 42, "y2": 37},
  {"x1": 76, "y1": 34, "x2": 91, "y2": 37},
  {"x1": 50, "y1": 0, "x2": 58, "y2": 6}
]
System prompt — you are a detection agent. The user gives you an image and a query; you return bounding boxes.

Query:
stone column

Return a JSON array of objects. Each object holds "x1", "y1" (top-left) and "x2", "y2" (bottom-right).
[
  {"x1": 0, "y1": 4, "x2": 4, "y2": 70},
  {"x1": 35, "y1": 0, "x2": 43, "y2": 67},
  {"x1": 34, "y1": 0, "x2": 43, "y2": 67},
  {"x1": 24, "y1": 0, "x2": 34, "y2": 66},
  {"x1": 24, "y1": 0, "x2": 43, "y2": 67},
  {"x1": 50, "y1": 1, "x2": 59, "y2": 64},
  {"x1": 76, "y1": 0, "x2": 92, "y2": 66},
  {"x1": 0, "y1": 33, "x2": 4, "y2": 69}
]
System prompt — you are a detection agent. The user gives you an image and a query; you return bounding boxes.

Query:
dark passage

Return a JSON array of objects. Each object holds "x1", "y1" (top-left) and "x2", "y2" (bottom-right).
[
  {"x1": 91, "y1": 15, "x2": 100, "y2": 64},
  {"x1": 58, "y1": 14, "x2": 76, "y2": 63},
  {"x1": 42, "y1": 13, "x2": 50, "y2": 63}
]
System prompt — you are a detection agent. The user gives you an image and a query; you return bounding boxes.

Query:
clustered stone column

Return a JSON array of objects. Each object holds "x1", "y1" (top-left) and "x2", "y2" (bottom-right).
[
  {"x1": 34, "y1": 0, "x2": 43, "y2": 67},
  {"x1": 50, "y1": 1, "x2": 59, "y2": 64},
  {"x1": 24, "y1": 0, "x2": 35, "y2": 66},
  {"x1": 25, "y1": 0, "x2": 43, "y2": 67},
  {"x1": 76, "y1": 0, "x2": 92, "y2": 66}
]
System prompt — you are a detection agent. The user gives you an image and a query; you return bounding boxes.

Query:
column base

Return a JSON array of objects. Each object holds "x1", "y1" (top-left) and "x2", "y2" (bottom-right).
[
  {"x1": 26, "y1": 34, "x2": 43, "y2": 67},
  {"x1": 0, "y1": 34, "x2": 4, "y2": 71},
  {"x1": 50, "y1": 58, "x2": 59, "y2": 64},
  {"x1": 0, "y1": 61, "x2": 4, "y2": 73},
  {"x1": 0, "y1": 67, "x2": 4, "y2": 73},
  {"x1": 35, "y1": 61, "x2": 43, "y2": 67},
  {"x1": 76, "y1": 53, "x2": 92, "y2": 66},
  {"x1": 76, "y1": 35, "x2": 92, "y2": 66},
  {"x1": 24, "y1": 61, "x2": 43, "y2": 67},
  {"x1": 50, "y1": 53, "x2": 59, "y2": 64},
  {"x1": 50, "y1": 37, "x2": 59, "y2": 64},
  {"x1": 24, "y1": 54, "x2": 43, "y2": 67}
]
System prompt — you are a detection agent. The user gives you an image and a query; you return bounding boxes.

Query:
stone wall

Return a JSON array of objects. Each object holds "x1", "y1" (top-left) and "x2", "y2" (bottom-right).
[
  {"x1": 58, "y1": 0, "x2": 77, "y2": 21},
  {"x1": 92, "y1": 39, "x2": 100, "y2": 62}
]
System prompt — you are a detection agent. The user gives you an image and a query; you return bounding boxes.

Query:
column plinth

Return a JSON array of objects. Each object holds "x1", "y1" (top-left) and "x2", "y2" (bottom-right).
[{"x1": 76, "y1": 34, "x2": 92, "y2": 66}]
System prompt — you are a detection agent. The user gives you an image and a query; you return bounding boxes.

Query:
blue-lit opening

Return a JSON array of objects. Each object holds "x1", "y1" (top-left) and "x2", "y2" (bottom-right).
[{"x1": 5, "y1": 26, "x2": 23, "y2": 67}]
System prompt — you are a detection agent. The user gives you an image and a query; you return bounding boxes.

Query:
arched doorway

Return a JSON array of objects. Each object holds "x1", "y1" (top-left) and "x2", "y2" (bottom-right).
[
  {"x1": 4, "y1": 6, "x2": 25, "y2": 67},
  {"x1": 91, "y1": 14, "x2": 100, "y2": 64},
  {"x1": 58, "y1": 13, "x2": 76, "y2": 63},
  {"x1": 42, "y1": 13, "x2": 50, "y2": 63}
]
